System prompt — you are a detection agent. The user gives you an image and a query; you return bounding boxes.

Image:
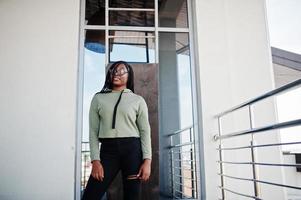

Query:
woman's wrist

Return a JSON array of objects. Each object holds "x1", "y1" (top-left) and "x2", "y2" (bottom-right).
[
  {"x1": 92, "y1": 160, "x2": 101, "y2": 164},
  {"x1": 143, "y1": 158, "x2": 151, "y2": 164}
]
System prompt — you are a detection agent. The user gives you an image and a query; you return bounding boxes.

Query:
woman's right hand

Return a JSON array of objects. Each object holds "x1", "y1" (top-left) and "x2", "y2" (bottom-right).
[{"x1": 91, "y1": 160, "x2": 104, "y2": 181}]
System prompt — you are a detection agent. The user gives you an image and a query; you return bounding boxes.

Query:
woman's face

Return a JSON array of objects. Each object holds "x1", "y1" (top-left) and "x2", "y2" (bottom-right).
[{"x1": 111, "y1": 63, "x2": 129, "y2": 87}]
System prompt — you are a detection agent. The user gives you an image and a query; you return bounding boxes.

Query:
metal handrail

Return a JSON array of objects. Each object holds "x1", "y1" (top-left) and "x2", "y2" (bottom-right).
[
  {"x1": 166, "y1": 125, "x2": 194, "y2": 137},
  {"x1": 218, "y1": 173, "x2": 301, "y2": 190},
  {"x1": 214, "y1": 78, "x2": 301, "y2": 118},
  {"x1": 214, "y1": 118, "x2": 301, "y2": 140},
  {"x1": 213, "y1": 78, "x2": 301, "y2": 200},
  {"x1": 216, "y1": 141, "x2": 301, "y2": 151}
]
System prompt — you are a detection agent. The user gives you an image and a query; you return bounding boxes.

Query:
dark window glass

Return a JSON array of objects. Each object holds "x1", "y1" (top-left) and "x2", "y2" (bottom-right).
[
  {"x1": 110, "y1": 11, "x2": 154, "y2": 27},
  {"x1": 109, "y1": 0, "x2": 154, "y2": 8},
  {"x1": 85, "y1": 0, "x2": 105, "y2": 25},
  {"x1": 159, "y1": 0, "x2": 188, "y2": 28}
]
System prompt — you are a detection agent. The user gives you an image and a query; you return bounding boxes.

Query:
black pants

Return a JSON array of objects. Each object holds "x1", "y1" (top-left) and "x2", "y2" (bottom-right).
[{"x1": 82, "y1": 137, "x2": 143, "y2": 200}]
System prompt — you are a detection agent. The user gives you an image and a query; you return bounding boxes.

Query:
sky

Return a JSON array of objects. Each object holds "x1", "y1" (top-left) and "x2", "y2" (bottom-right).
[
  {"x1": 265, "y1": 0, "x2": 301, "y2": 151},
  {"x1": 266, "y1": 0, "x2": 301, "y2": 54}
]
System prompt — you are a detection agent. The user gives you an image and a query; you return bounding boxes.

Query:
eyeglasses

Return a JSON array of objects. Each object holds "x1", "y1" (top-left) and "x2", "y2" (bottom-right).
[{"x1": 110, "y1": 68, "x2": 128, "y2": 77}]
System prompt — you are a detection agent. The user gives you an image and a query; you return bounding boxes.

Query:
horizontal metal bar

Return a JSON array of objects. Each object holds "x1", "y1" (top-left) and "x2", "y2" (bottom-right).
[
  {"x1": 108, "y1": 7, "x2": 155, "y2": 11},
  {"x1": 218, "y1": 186, "x2": 262, "y2": 200},
  {"x1": 169, "y1": 142, "x2": 194, "y2": 148},
  {"x1": 166, "y1": 125, "x2": 193, "y2": 137},
  {"x1": 84, "y1": 25, "x2": 191, "y2": 33},
  {"x1": 84, "y1": 25, "x2": 106, "y2": 30},
  {"x1": 158, "y1": 27, "x2": 190, "y2": 33},
  {"x1": 170, "y1": 149, "x2": 194, "y2": 154},
  {"x1": 173, "y1": 166, "x2": 195, "y2": 171},
  {"x1": 108, "y1": 35, "x2": 155, "y2": 38},
  {"x1": 216, "y1": 141, "x2": 301, "y2": 151},
  {"x1": 218, "y1": 160, "x2": 301, "y2": 167},
  {"x1": 174, "y1": 181, "x2": 196, "y2": 190},
  {"x1": 85, "y1": 25, "x2": 155, "y2": 31},
  {"x1": 174, "y1": 159, "x2": 195, "y2": 162},
  {"x1": 214, "y1": 78, "x2": 301, "y2": 118},
  {"x1": 219, "y1": 173, "x2": 301, "y2": 190},
  {"x1": 214, "y1": 118, "x2": 301, "y2": 140},
  {"x1": 172, "y1": 174, "x2": 197, "y2": 181}
]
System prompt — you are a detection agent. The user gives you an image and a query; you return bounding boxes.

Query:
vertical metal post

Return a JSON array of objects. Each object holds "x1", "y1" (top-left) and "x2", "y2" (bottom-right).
[
  {"x1": 217, "y1": 116, "x2": 225, "y2": 200},
  {"x1": 154, "y1": 0, "x2": 159, "y2": 63},
  {"x1": 170, "y1": 136, "x2": 175, "y2": 198},
  {"x1": 191, "y1": 127, "x2": 198, "y2": 198},
  {"x1": 105, "y1": 0, "x2": 109, "y2": 65},
  {"x1": 248, "y1": 105, "x2": 260, "y2": 198}
]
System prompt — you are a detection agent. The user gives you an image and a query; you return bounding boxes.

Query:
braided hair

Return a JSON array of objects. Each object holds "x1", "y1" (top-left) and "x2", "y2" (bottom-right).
[{"x1": 98, "y1": 60, "x2": 135, "y2": 93}]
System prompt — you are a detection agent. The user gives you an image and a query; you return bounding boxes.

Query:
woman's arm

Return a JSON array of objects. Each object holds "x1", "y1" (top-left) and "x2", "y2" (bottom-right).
[
  {"x1": 89, "y1": 94, "x2": 101, "y2": 163},
  {"x1": 136, "y1": 97, "x2": 152, "y2": 161}
]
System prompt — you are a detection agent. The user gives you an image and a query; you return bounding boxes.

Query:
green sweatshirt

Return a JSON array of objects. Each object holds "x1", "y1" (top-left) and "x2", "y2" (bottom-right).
[{"x1": 89, "y1": 88, "x2": 152, "y2": 162}]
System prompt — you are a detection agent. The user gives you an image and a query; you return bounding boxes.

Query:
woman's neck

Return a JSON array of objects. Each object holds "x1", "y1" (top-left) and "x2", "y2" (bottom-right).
[{"x1": 112, "y1": 86, "x2": 126, "y2": 91}]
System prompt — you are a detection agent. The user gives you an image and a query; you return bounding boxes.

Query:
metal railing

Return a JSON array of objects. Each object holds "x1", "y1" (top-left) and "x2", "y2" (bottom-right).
[
  {"x1": 213, "y1": 78, "x2": 301, "y2": 199},
  {"x1": 81, "y1": 141, "x2": 92, "y2": 191},
  {"x1": 167, "y1": 125, "x2": 198, "y2": 199}
]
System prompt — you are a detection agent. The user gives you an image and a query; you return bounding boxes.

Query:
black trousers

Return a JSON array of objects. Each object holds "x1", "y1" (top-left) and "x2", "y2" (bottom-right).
[{"x1": 82, "y1": 137, "x2": 143, "y2": 200}]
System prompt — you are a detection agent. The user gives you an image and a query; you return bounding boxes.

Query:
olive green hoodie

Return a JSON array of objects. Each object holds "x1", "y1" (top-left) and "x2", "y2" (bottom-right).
[{"x1": 89, "y1": 88, "x2": 152, "y2": 162}]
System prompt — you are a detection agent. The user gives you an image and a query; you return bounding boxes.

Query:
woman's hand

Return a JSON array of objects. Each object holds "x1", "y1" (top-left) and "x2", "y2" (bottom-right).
[
  {"x1": 137, "y1": 159, "x2": 151, "y2": 182},
  {"x1": 91, "y1": 160, "x2": 104, "y2": 181}
]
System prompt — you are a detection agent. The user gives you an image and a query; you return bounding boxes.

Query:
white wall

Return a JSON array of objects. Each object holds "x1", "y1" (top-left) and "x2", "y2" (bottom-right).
[
  {"x1": 0, "y1": 1, "x2": 80, "y2": 199},
  {"x1": 193, "y1": 0, "x2": 286, "y2": 199}
]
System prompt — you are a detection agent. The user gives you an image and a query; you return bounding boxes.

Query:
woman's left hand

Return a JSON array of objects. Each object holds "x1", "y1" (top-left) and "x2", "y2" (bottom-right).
[{"x1": 137, "y1": 159, "x2": 151, "y2": 182}]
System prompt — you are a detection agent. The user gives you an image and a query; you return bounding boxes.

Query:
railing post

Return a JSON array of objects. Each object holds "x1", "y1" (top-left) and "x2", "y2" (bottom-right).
[
  {"x1": 248, "y1": 105, "x2": 260, "y2": 198},
  {"x1": 191, "y1": 127, "x2": 198, "y2": 198},
  {"x1": 217, "y1": 116, "x2": 225, "y2": 200},
  {"x1": 170, "y1": 136, "x2": 175, "y2": 198},
  {"x1": 170, "y1": 148, "x2": 175, "y2": 198}
]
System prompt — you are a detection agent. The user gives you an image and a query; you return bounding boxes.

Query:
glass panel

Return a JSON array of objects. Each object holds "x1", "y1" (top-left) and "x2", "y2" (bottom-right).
[
  {"x1": 159, "y1": 32, "x2": 194, "y2": 197},
  {"x1": 81, "y1": 30, "x2": 106, "y2": 191},
  {"x1": 109, "y1": 31, "x2": 155, "y2": 63},
  {"x1": 159, "y1": 0, "x2": 188, "y2": 28},
  {"x1": 109, "y1": 0, "x2": 154, "y2": 8},
  {"x1": 84, "y1": 30, "x2": 105, "y2": 54},
  {"x1": 109, "y1": 11, "x2": 154, "y2": 27},
  {"x1": 85, "y1": 0, "x2": 105, "y2": 25}
]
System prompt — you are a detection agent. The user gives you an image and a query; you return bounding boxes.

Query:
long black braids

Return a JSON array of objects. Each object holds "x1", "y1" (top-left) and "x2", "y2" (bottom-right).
[{"x1": 98, "y1": 60, "x2": 135, "y2": 93}]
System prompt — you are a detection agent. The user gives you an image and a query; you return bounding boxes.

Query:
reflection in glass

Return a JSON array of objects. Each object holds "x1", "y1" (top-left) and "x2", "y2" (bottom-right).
[
  {"x1": 159, "y1": 32, "x2": 194, "y2": 197},
  {"x1": 85, "y1": 30, "x2": 105, "y2": 54},
  {"x1": 109, "y1": 31, "x2": 155, "y2": 63},
  {"x1": 109, "y1": 0, "x2": 154, "y2": 8},
  {"x1": 85, "y1": 0, "x2": 105, "y2": 25},
  {"x1": 159, "y1": 0, "x2": 188, "y2": 28},
  {"x1": 81, "y1": 31, "x2": 106, "y2": 190},
  {"x1": 110, "y1": 11, "x2": 154, "y2": 27}
]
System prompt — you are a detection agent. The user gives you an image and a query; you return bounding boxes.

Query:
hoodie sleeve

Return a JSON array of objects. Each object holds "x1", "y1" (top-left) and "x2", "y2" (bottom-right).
[
  {"x1": 136, "y1": 97, "x2": 152, "y2": 160},
  {"x1": 89, "y1": 94, "x2": 101, "y2": 163}
]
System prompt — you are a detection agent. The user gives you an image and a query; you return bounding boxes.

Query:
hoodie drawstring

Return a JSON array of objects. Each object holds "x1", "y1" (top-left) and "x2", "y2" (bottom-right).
[{"x1": 112, "y1": 89, "x2": 125, "y2": 129}]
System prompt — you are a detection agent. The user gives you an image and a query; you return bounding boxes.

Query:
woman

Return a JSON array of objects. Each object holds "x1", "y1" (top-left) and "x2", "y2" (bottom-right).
[{"x1": 82, "y1": 60, "x2": 152, "y2": 200}]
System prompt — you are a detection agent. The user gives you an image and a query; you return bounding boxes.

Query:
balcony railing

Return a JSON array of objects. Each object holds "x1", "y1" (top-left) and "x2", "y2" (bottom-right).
[
  {"x1": 81, "y1": 141, "x2": 92, "y2": 191},
  {"x1": 167, "y1": 125, "x2": 198, "y2": 199},
  {"x1": 213, "y1": 78, "x2": 301, "y2": 200}
]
